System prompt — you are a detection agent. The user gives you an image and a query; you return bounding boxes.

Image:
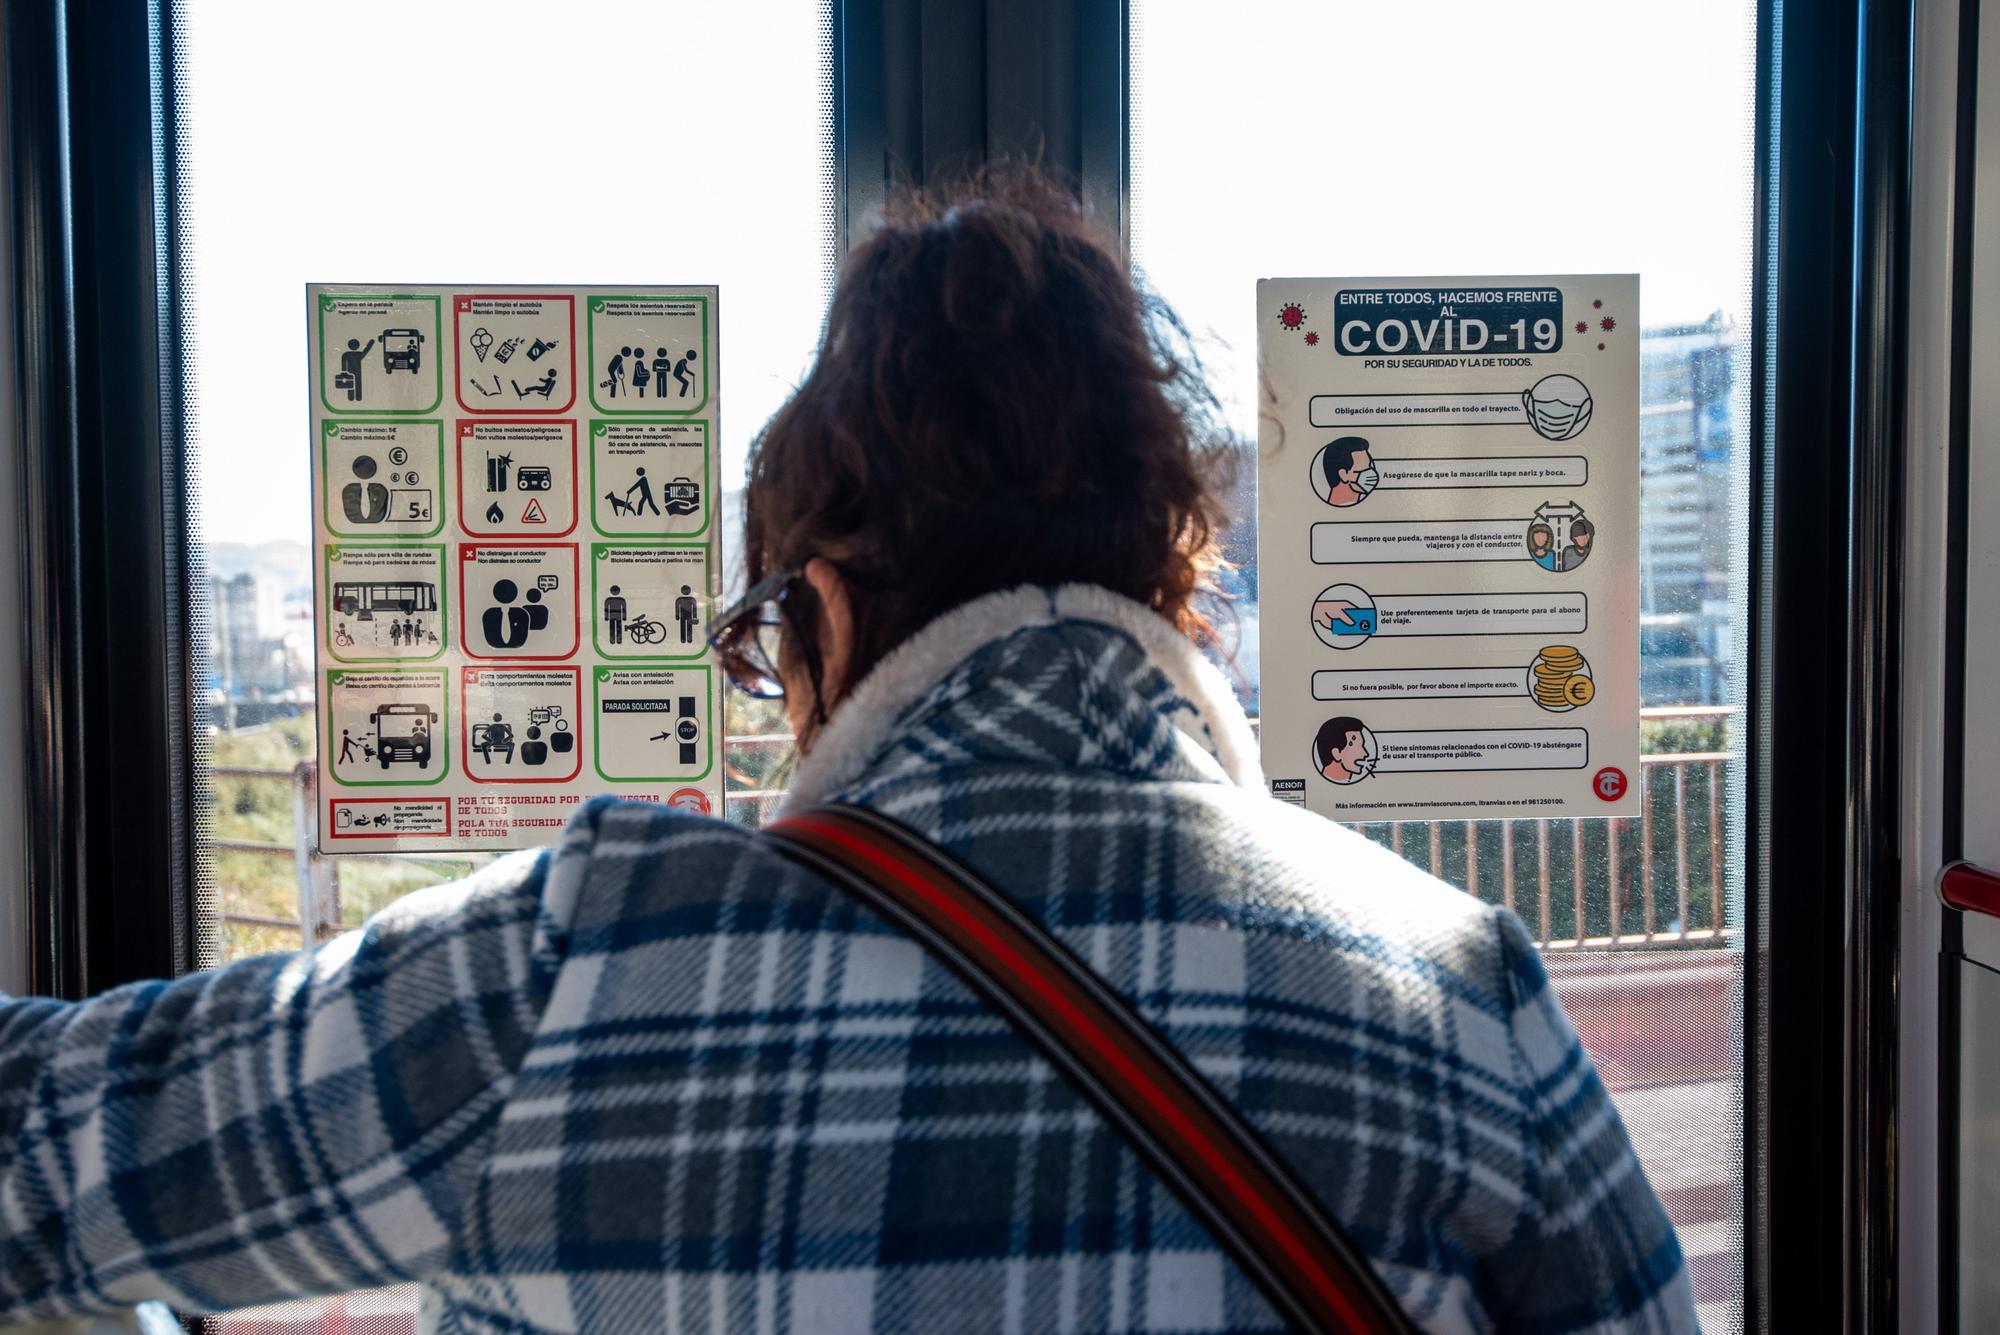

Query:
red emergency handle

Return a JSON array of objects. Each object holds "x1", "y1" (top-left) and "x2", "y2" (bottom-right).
[{"x1": 1940, "y1": 862, "x2": 2000, "y2": 919}]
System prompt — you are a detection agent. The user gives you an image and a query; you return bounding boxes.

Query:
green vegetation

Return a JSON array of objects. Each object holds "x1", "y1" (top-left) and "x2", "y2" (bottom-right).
[
  {"x1": 204, "y1": 714, "x2": 485, "y2": 963},
  {"x1": 1641, "y1": 712, "x2": 1730, "y2": 756},
  {"x1": 207, "y1": 716, "x2": 314, "y2": 960}
]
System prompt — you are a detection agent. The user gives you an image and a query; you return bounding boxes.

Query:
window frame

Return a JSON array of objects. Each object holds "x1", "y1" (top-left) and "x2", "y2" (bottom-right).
[
  {"x1": 1, "y1": 0, "x2": 1926, "y2": 1325},
  {"x1": 1749, "y1": 0, "x2": 1916, "y2": 1323},
  {"x1": 5, "y1": 0, "x2": 204, "y2": 995},
  {"x1": 836, "y1": 0, "x2": 1128, "y2": 251}
]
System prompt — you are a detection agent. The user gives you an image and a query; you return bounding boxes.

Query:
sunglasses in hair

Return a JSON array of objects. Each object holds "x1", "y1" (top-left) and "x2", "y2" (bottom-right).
[{"x1": 705, "y1": 569, "x2": 822, "y2": 706}]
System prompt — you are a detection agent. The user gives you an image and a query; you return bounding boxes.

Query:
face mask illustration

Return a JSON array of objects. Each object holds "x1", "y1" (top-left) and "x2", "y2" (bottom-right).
[
  {"x1": 1352, "y1": 466, "x2": 1382, "y2": 496},
  {"x1": 1522, "y1": 373, "x2": 1594, "y2": 441}
]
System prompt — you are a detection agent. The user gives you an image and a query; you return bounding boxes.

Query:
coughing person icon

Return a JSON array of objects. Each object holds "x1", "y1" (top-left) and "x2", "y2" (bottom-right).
[{"x1": 1313, "y1": 716, "x2": 1376, "y2": 785}]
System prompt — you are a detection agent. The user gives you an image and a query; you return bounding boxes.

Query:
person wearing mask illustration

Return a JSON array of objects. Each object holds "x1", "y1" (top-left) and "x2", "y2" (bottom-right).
[
  {"x1": 1560, "y1": 516, "x2": 1596, "y2": 571},
  {"x1": 1318, "y1": 436, "x2": 1380, "y2": 507}
]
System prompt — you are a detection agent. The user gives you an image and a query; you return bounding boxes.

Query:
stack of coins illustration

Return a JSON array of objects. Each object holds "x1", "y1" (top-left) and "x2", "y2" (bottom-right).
[{"x1": 1533, "y1": 645, "x2": 1595, "y2": 708}]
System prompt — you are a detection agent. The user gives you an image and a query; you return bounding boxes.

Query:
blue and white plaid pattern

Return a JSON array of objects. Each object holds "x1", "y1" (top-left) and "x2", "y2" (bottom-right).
[{"x1": 0, "y1": 600, "x2": 1696, "y2": 1333}]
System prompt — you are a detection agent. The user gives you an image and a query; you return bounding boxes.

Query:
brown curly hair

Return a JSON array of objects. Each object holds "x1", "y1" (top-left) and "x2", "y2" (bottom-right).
[{"x1": 736, "y1": 166, "x2": 1230, "y2": 734}]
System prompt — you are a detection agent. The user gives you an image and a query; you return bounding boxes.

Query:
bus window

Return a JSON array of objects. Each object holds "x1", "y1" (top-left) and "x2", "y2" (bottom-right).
[
  {"x1": 1130, "y1": 3, "x2": 1754, "y2": 1330},
  {"x1": 175, "y1": 0, "x2": 835, "y2": 964},
  {"x1": 0, "y1": 0, "x2": 1954, "y2": 1323},
  {"x1": 170, "y1": 5, "x2": 834, "y2": 1327}
]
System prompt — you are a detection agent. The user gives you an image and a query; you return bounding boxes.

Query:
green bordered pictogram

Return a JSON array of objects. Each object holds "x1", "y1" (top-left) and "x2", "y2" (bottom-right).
[
  {"x1": 317, "y1": 292, "x2": 444, "y2": 415},
  {"x1": 585, "y1": 294, "x2": 710, "y2": 416},
  {"x1": 320, "y1": 420, "x2": 446, "y2": 539},
  {"x1": 592, "y1": 664, "x2": 714, "y2": 783},
  {"x1": 324, "y1": 666, "x2": 451, "y2": 788}
]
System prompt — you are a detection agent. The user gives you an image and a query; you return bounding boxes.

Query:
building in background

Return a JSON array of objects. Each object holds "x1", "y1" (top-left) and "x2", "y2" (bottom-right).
[
  {"x1": 1639, "y1": 314, "x2": 1738, "y2": 705},
  {"x1": 208, "y1": 548, "x2": 315, "y2": 730}
]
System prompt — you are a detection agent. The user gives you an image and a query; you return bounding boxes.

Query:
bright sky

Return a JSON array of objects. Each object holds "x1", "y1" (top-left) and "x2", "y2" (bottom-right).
[
  {"x1": 180, "y1": 0, "x2": 1754, "y2": 544},
  {"x1": 179, "y1": 0, "x2": 829, "y2": 544},
  {"x1": 1132, "y1": 0, "x2": 1757, "y2": 431}
]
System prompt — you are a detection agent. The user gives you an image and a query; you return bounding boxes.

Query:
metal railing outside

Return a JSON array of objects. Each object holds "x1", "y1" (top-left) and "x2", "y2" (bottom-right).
[
  {"x1": 209, "y1": 709, "x2": 1736, "y2": 952},
  {"x1": 1362, "y1": 750, "x2": 1730, "y2": 950},
  {"x1": 211, "y1": 762, "x2": 486, "y2": 947}
]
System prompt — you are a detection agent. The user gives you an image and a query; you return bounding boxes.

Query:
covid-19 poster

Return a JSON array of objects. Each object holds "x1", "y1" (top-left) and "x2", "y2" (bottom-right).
[
  {"x1": 306, "y1": 285, "x2": 722, "y2": 851},
  {"x1": 1257, "y1": 275, "x2": 1641, "y2": 822}
]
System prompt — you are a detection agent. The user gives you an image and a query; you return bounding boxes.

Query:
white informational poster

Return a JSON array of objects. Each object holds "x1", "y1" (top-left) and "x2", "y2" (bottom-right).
[
  {"x1": 1256, "y1": 275, "x2": 1641, "y2": 822},
  {"x1": 306, "y1": 285, "x2": 722, "y2": 851}
]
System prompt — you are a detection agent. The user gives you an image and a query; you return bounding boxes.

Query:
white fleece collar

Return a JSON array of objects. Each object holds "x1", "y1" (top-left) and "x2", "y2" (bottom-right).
[{"x1": 777, "y1": 584, "x2": 1263, "y2": 813}]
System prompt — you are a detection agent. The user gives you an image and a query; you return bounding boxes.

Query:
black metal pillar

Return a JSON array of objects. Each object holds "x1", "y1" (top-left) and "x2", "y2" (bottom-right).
[
  {"x1": 837, "y1": 0, "x2": 1127, "y2": 249},
  {"x1": 4, "y1": 0, "x2": 199, "y2": 996}
]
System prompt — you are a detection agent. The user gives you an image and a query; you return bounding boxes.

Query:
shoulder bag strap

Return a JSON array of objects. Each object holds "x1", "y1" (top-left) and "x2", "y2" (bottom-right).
[{"x1": 761, "y1": 803, "x2": 1417, "y2": 1335}]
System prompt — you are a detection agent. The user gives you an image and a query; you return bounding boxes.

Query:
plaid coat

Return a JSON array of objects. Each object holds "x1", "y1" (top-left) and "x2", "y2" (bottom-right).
[{"x1": 0, "y1": 585, "x2": 1695, "y2": 1334}]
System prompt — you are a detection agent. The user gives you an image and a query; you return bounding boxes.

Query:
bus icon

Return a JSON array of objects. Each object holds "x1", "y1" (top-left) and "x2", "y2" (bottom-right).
[
  {"x1": 381, "y1": 327, "x2": 425, "y2": 375},
  {"x1": 332, "y1": 580, "x2": 438, "y2": 620},
  {"x1": 367, "y1": 702, "x2": 437, "y2": 769}
]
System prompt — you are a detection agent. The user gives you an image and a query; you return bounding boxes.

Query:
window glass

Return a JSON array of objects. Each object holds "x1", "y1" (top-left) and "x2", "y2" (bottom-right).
[
  {"x1": 177, "y1": 0, "x2": 833, "y2": 962},
  {"x1": 175, "y1": 3, "x2": 832, "y2": 1323},
  {"x1": 1132, "y1": 4, "x2": 1754, "y2": 1330}
]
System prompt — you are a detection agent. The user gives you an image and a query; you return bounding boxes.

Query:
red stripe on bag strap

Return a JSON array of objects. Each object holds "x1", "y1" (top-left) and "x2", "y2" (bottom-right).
[{"x1": 763, "y1": 805, "x2": 1416, "y2": 1335}]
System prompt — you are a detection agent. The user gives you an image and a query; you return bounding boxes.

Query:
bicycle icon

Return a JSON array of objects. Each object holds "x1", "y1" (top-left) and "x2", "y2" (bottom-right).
[{"x1": 623, "y1": 613, "x2": 669, "y2": 645}]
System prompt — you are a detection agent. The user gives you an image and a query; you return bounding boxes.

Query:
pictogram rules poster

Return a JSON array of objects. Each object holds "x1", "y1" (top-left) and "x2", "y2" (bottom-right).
[
  {"x1": 1257, "y1": 275, "x2": 1641, "y2": 822},
  {"x1": 307, "y1": 285, "x2": 722, "y2": 851}
]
